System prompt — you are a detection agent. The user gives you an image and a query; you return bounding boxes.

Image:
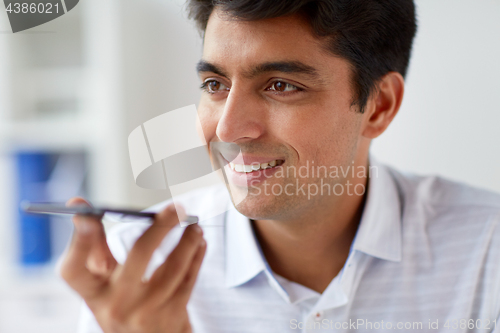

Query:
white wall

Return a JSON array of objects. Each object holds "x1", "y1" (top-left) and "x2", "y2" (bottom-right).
[
  {"x1": 120, "y1": 0, "x2": 203, "y2": 207},
  {"x1": 371, "y1": 0, "x2": 500, "y2": 193}
]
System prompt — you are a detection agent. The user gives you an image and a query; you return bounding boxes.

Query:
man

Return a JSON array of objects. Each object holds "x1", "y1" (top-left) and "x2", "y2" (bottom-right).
[{"x1": 64, "y1": 1, "x2": 500, "y2": 332}]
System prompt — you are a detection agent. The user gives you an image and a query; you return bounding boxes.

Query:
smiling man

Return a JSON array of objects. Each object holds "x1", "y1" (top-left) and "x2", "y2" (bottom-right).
[
  {"x1": 195, "y1": 6, "x2": 389, "y2": 295},
  {"x1": 66, "y1": 1, "x2": 500, "y2": 333}
]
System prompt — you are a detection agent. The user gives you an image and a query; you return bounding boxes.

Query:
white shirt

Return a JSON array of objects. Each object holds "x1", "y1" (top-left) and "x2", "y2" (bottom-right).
[{"x1": 77, "y1": 158, "x2": 500, "y2": 333}]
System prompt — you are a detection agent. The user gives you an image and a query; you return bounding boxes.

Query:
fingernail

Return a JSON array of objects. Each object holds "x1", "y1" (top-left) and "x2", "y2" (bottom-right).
[
  {"x1": 76, "y1": 222, "x2": 91, "y2": 235},
  {"x1": 200, "y1": 238, "x2": 206, "y2": 246},
  {"x1": 74, "y1": 217, "x2": 92, "y2": 235},
  {"x1": 175, "y1": 205, "x2": 187, "y2": 221},
  {"x1": 193, "y1": 224, "x2": 202, "y2": 234}
]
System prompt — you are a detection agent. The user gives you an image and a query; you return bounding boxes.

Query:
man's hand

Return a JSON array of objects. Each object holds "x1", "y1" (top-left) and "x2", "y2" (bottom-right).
[{"x1": 61, "y1": 197, "x2": 206, "y2": 333}]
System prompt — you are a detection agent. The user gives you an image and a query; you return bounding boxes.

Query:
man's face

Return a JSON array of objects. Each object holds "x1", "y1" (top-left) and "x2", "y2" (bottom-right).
[{"x1": 197, "y1": 10, "x2": 366, "y2": 220}]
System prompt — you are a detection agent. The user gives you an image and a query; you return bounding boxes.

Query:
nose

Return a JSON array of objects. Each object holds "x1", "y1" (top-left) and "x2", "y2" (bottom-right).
[{"x1": 215, "y1": 86, "x2": 265, "y2": 143}]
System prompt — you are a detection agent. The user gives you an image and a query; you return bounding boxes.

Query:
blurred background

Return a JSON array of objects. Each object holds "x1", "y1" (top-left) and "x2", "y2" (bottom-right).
[{"x1": 0, "y1": 0, "x2": 498, "y2": 332}]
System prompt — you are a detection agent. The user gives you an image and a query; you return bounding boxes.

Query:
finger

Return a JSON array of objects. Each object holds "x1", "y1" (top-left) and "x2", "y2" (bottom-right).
[
  {"x1": 170, "y1": 237, "x2": 206, "y2": 306},
  {"x1": 67, "y1": 197, "x2": 117, "y2": 276},
  {"x1": 146, "y1": 223, "x2": 204, "y2": 304},
  {"x1": 60, "y1": 213, "x2": 107, "y2": 299},
  {"x1": 66, "y1": 196, "x2": 93, "y2": 208},
  {"x1": 118, "y1": 204, "x2": 182, "y2": 283}
]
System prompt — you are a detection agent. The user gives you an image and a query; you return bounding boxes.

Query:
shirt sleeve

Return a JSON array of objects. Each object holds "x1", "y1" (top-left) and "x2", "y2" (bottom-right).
[
  {"x1": 491, "y1": 315, "x2": 500, "y2": 333},
  {"x1": 492, "y1": 214, "x2": 500, "y2": 333}
]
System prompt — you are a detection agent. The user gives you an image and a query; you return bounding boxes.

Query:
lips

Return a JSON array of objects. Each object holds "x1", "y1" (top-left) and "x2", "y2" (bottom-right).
[
  {"x1": 222, "y1": 157, "x2": 285, "y2": 187},
  {"x1": 229, "y1": 159, "x2": 285, "y2": 173},
  {"x1": 210, "y1": 142, "x2": 286, "y2": 186}
]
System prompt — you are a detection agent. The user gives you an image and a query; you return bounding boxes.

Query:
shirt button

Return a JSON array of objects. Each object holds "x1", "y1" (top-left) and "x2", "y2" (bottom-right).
[{"x1": 314, "y1": 311, "x2": 324, "y2": 321}]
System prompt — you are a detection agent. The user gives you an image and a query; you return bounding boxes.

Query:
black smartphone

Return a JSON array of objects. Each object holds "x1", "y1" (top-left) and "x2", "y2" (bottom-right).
[{"x1": 21, "y1": 201, "x2": 199, "y2": 224}]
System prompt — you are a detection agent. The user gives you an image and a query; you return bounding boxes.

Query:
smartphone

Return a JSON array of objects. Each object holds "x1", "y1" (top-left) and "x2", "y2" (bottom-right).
[{"x1": 21, "y1": 201, "x2": 199, "y2": 224}]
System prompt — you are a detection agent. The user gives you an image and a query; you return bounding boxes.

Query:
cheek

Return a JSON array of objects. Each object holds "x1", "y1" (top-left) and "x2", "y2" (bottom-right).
[
  {"x1": 195, "y1": 115, "x2": 208, "y2": 144},
  {"x1": 197, "y1": 100, "x2": 220, "y2": 143},
  {"x1": 272, "y1": 105, "x2": 360, "y2": 164}
]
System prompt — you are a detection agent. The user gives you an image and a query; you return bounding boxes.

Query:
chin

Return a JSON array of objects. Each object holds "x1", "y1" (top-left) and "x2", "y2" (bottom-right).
[
  {"x1": 230, "y1": 190, "x2": 293, "y2": 220},
  {"x1": 234, "y1": 200, "x2": 275, "y2": 220}
]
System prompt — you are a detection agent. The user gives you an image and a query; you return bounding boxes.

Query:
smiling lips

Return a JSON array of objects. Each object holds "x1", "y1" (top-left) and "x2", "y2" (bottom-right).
[
  {"x1": 222, "y1": 156, "x2": 285, "y2": 187},
  {"x1": 229, "y1": 159, "x2": 285, "y2": 173}
]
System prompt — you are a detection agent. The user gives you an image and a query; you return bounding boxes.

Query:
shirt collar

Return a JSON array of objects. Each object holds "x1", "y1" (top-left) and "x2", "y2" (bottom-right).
[
  {"x1": 224, "y1": 204, "x2": 268, "y2": 288},
  {"x1": 224, "y1": 154, "x2": 403, "y2": 289},
  {"x1": 351, "y1": 155, "x2": 403, "y2": 262}
]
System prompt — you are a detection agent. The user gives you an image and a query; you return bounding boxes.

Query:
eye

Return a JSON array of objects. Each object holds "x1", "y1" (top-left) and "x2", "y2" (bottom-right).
[
  {"x1": 266, "y1": 81, "x2": 301, "y2": 93},
  {"x1": 200, "y1": 80, "x2": 229, "y2": 94}
]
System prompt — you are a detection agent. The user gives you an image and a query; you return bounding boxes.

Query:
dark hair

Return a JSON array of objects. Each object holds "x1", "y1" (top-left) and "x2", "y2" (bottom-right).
[{"x1": 187, "y1": 0, "x2": 417, "y2": 113}]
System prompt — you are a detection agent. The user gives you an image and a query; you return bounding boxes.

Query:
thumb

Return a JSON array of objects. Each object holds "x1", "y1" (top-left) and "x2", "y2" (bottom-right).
[{"x1": 66, "y1": 196, "x2": 92, "y2": 208}]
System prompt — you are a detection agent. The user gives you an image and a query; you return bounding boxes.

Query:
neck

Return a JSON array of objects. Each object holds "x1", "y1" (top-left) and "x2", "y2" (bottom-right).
[{"x1": 251, "y1": 160, "x2": 369, "y2": 293}]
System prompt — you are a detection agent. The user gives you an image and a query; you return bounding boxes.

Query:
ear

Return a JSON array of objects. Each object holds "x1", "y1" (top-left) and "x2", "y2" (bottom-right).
[{"x1": 361, "y1": 72, "x2": 405, "y2": 139}]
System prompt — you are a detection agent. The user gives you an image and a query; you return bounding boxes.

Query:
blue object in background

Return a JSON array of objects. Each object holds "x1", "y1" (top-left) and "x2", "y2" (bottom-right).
[{"x1": 16, "y1": 152, "x2": 54, "y2": 265}]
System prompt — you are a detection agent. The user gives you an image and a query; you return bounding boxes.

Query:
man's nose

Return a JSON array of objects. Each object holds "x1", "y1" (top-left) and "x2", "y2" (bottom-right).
[{"x1": 215, "y1": 86, "x2": 266, "y2": 143}]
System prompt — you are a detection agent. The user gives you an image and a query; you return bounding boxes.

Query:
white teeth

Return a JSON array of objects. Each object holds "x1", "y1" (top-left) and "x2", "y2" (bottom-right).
[{"x1": 230, "y1": 160, "x2": 282, "y2": 173}]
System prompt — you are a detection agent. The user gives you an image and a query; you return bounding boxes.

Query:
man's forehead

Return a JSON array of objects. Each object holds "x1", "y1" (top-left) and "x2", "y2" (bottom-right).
[
  {"x1": 203, "y1": 8, "x2": 321, "y2": 52},
  {"x1": 201, "y1": 12, "x2": 342, "y2": 80},
  {"x1": 206, "y1": 7, "x2": 313, "y2": 35}
]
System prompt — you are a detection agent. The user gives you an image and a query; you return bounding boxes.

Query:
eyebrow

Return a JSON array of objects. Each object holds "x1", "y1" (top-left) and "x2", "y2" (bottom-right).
[
  {"x1": 196, "y1": 60, "x2": 321, "y2": 80},
  {"x1": 246, "y1": 61, "x2": 319, "y2": 79},
  {"x1": 196, "y1": 60, "x2": 229, "y2": 78}
]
